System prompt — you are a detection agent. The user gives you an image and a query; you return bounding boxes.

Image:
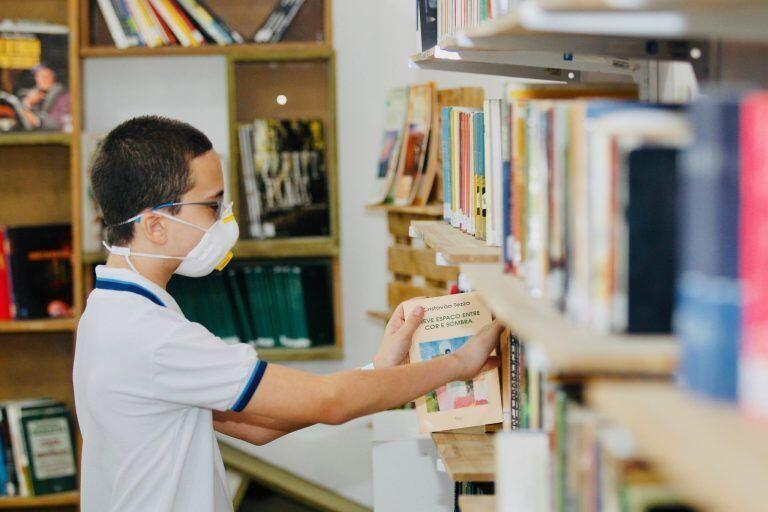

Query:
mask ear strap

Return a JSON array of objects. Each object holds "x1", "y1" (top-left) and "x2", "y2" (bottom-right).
[
  {"x1": 153, "y1": 210, "x2": 210, "y2": 233},
  {"x1": 102, "y1": 241, "x2": 186, "y2": 261}
]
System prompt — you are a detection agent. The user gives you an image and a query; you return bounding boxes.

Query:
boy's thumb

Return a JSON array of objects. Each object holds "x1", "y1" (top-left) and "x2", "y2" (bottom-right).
[{"x1": 398, "y1": 306, "x2": 424, "y2": 338}]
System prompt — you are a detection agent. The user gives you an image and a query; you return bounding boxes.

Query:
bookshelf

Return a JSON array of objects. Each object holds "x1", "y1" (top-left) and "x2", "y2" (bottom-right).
[
  {"x1": 588, "y1": 381, "x2": 768, "y2": 512},
  {"x1": 460, "y1": 263, "x2": 679, "y2": 378},
  {"x1": 432, "y1": 432, "x2": 495, "y2": 482},
  {"x1": 0, "y1": 0, "x2": 82, "y2": 506},
  {"x1": 457, "y1": 495, "x2": 495, "y2": 512},
  {"x1": 80, "y1": 0, "x2": 332, "y2": 56},
  {"x1": 409, "y1": 221, "x2": 501, "y2": 265}
]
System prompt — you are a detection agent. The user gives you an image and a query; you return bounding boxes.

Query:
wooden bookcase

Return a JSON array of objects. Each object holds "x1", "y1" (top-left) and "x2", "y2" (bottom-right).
[{"x1": 0, "y1": 0, "x2": 82, "y2": 509}]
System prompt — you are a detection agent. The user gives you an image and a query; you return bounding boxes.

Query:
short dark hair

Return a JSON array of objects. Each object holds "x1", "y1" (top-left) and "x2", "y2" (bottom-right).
[{"x1": 90, "y1": 115, "x2": 213, "y2": 245}]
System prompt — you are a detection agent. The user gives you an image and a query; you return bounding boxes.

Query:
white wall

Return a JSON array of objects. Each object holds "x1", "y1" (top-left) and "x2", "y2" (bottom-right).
[{"x1": 83, "y1": 0, "x2": 506, "y2": 504}]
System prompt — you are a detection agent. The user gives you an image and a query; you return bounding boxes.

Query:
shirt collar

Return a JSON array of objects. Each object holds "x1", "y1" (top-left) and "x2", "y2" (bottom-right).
[{"x1": 94, "y1": 265, "x2": 182, "y2": 315}]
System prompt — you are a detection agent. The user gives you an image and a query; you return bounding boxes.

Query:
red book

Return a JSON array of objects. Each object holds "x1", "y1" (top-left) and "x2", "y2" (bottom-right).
[
  {"x1": 147, "y1": 0, "x2": 178, "y2": 45},
  {"x1": 740, "y1": 92, "x2": 768, "y2": 421},
  {"x1": 0, "y1": 228, "x2": 12, "y2": 319}
]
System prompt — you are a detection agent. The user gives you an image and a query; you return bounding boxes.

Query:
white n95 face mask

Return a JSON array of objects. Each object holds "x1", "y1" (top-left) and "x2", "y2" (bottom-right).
[{"x1": 103, "y1": 202, "x2": 239, "y2": 278}]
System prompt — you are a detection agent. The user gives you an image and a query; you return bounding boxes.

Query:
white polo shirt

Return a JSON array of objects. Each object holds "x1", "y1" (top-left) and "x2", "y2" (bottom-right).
[{"x1": 73, "y1": 265, "x2": 267, "y2": 512}]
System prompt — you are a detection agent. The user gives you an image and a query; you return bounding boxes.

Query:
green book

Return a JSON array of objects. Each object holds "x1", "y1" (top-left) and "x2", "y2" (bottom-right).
[
  {"x1": 20, "y1": 403, "x2": 76, "y2": 496},
  {"x1": 213, "y1": 272, "x2": 239, "y2": 343},
  {"x1": 225, "y1": 268, "x2": 254, "y2": 344},
  {"x1": 243, "y1": 266, "x2": 275, "y2": 348},
  {"x1": 288, "y1": 266, "x2": 311, "y2": 346},
  {"x1": 269, "y1": 267, "x2": 289, "y2": 348}
]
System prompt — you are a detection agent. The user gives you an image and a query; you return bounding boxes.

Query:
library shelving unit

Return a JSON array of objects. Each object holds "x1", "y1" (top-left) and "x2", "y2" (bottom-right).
[
  {"x1": 77, "y1": 0, "x2": 343, "y2": 363},
  {"x1": 0, "y1": 0, "x2": 83, "y2": 508},
  {"x1": 395, "y1": 2, "x2": 768, "y2": 510},
  {"x1": 365, "y1": 203, "x2": 458, "y2": 323}
]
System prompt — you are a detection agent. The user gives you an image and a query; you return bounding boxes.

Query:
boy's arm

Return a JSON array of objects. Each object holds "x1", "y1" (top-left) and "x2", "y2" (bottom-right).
[
  {"x1": 237, "y1": 321, "x2": 502, "y2": 427},
  {"x1": 213, "y1": 412, "x2": 305, "y2": 445}
]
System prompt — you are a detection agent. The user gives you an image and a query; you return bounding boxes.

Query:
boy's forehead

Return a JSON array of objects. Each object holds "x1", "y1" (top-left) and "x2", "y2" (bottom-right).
[{"x1": 187, "y1": 150, "x2": 223, "y2": 195}]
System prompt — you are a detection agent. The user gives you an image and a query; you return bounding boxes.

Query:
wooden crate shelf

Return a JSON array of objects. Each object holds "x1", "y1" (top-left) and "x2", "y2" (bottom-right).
[
  {"x1": 366, "y1": 203, "x2": 444, "y2": 216},
  {"x1": 458, "y1": 495, "x2": 496, "y2": 512},
  {"x1": 410, "y1": 221, "x2": 501, "y2": 265},
  {"x1": 588, "y1": 381, "x2": 768, "y2": 512},
  {"x1": 0, "y1": 318, "x2": 78, "y2": 334},
  {"x1": 461, "y1": 263, "x2": 678, "y2": 378},
  {"x1": 432, "y1": 432, "x2": 495, "y2": 482},
  {"x1": 0, "y1": 491, "x2": 79, "y2": 509}
]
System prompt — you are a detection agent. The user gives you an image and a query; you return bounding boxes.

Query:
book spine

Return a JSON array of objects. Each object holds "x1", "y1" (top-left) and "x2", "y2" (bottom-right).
[
  {"x1": 96, "y1": 0, "x2": 131, "y2": 48},
  {"x1": 145, "y1": 0, "x2": 174, "y2": 44},
  {"x1": 115, "y1": 0, "x2": 144, "y2": 45},
  {"x1": 5, "y1": 406, "x2": 29, "y2": 496},
  {"x1": 167, "y1": 0, "x2": 205, "y2": 44},
  {"x1": 177, "y1": 0, "x2": 231, "y2": 44},
  {"x1": 441, "y1": 107, "x2": 453, "y2": 221},
  {"x1": 0, "y1": 229, "x2": 10, "y2": 320},
  {"x1": 195, "y1": 0, "x2": 244, "y2": 43},
  {"x1": 740, "y1": 92, "x2": 768, "y2": 419},
  {"x1": 150, "y1": 0, "x2": 192, "y2": 47}
]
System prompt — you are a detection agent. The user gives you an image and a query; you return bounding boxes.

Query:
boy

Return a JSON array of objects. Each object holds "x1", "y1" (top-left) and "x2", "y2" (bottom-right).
[{"x1": 73, "y1": 116, "x2": 501, "y2": 512}]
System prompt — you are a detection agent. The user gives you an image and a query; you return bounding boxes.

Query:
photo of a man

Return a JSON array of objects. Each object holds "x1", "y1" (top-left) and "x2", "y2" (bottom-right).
[{"x1": 17, "y1": 63, "x2": 71, "y2": 131}]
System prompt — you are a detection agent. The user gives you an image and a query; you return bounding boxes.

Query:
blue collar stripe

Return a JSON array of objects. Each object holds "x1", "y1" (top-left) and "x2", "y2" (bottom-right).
[
  {"x1": 95, "y1": 278, "x2": 165, "y2": 308},
  {"x1": 231, "y1": 361, "x2": 268, "y2": 412}
]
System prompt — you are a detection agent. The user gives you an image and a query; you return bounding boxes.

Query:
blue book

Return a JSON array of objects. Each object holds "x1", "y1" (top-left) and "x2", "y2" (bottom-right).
[
  {"x1": 441, "y1": 107, "x2": 453, "y2": 222},
  {"x1": 676, "y1": 91, "x2": 743, "y2": 402},
  {"x1": 473, "y1": 112, "x2": 485, "y2": 237},
  {"x1": 0, "y1": 429, "x2": 6, "y2": 496}
]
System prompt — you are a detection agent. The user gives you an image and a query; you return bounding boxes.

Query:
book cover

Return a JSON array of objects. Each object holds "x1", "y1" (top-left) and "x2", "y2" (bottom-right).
[
  {"x1": 5, "y1": 225, "x2": 72, "y2": 320},
  {"x1": 20, "y1": 404, "x2": 77, "y2": 496},
  {"x1": 0, "y1": 22, "x2": 70, "y2": 133},
  {"x1": 404, "y1": 292, "x2": 503, "y2": 433},
  {"x1": 393, "y1": 83, "x2": 434, "y2": 206},
  {"x1": 369, "y1": 86, "x2": 408, "y2": 205}
]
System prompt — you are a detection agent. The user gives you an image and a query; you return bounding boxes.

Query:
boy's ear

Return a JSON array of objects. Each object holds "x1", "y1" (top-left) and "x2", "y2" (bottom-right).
[{"x1": 141, "y1": 213, "x2": 168, "y2": 245}]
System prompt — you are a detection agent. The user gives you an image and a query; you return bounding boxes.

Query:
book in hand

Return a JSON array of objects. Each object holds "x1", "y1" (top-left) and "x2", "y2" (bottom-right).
[{"x1": 404, "y1": 292, "x2": 503, "y2": 433}]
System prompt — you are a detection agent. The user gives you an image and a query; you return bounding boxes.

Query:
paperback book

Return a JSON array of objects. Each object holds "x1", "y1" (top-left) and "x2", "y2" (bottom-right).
[{"x1": 404, "y1": 292, "x2": 502, "y2": 433}]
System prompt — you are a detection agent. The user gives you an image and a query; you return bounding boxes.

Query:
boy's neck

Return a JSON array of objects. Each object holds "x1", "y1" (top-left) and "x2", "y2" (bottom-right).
[{"x1": 105, "y1": 254, "x2": 174, "y2": 289}]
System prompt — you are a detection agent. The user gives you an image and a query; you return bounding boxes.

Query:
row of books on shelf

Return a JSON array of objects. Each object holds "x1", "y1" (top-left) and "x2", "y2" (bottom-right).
[
  {"x1": 370, "y1": 81, "x2": 768, "y2": 419},
  {"x1": 237, "y1": 118, "x2": 330, "y2": 240},
  {"x1": 97, "y1": 0, "x2": 308, "y2": 49},
  {"x1": 0, "y1": 400, "x2": 77, "y2": 498},
  {"x1": 0, "y1": 225, "x2": 73, "y2": 321},
  {"x1": 417, "y1": 0, "x2": 519, "y2": 51},
  {"x1": 167, "y1": 259, "x2": 334, "y2": 350}
]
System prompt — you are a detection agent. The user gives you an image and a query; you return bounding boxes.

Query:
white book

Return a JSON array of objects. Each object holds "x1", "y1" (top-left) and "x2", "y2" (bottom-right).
[
  {"x1": 483, "y1": 100, "x2": 495, "y2": 245},
  {"x1": 489, "y1": 100, "x2": 504, "y2": 247},
  {"x1": 149, "y1": 0, "x2": 192, "y2": 47}
]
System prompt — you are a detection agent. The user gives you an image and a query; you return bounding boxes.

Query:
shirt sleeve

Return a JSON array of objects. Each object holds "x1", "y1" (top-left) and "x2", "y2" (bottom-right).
[{"x1": 152, "y1": 321, "x2": 268, "y2": 411}]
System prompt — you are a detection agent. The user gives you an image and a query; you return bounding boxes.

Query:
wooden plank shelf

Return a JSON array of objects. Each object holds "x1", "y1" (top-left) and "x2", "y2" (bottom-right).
[
  {"x1": 432, "y1": 432, "x2": 495, "y2": 482},
  {"x1": 409, "y1": 221, "x2": 501, "y2": 265},
  {"x1": 81, "y1": 42, "x2": 334, "y2": 60},
  {"x1": 458, "y1": 495, "x2": 496, "y2": 512},
  {"x1": 588, "y1": 381, "x2": 768, "y2": 512},
  {"x1": 0, "y1": 490, "x2": 79, "y2": 509},
  {"x1": 234, "y1": 237, "x2": 338, "y2": 259},
  {"x1": 461, "y1": 263, "x2": 678, "y2": 378},
  {"x1": 0, "y1": 132, "x2": 72, "y2": 146},
  {"x1": 256, "y1": 346, "x2": 343, "y2": 362},
  {"x1": 365, "y1": 203, "x2": 444, "y2": 216},
  {"x1": 0, "y1": 318, "x2": 78, "y2": 334},
  {"x1": 366, "y1": 310, "x2": 391, "y2": 323},
  {"x1": 536, "y1": 0, "x2": 765, "y2": 12}
]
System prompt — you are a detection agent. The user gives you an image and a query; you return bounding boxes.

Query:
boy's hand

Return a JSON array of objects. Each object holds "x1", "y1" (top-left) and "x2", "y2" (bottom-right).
[
  {"x1": 452, "y1": 320, "x2": 503, "y2": 381},
  {"x1": 373, "y1": 300, "x2": 425, "y2": 369}
]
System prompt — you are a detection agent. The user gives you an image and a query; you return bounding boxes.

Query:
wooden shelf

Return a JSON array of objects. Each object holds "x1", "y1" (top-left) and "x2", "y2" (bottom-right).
[
  {"x1": 0, "y1": 132, "x2": 72, "y2": 146},
  {"x1": 234, "y1": 237, "x2": 338, "y2": 259},
  {"x1": 458, "y1": 495, "x2": 496, "y2": 512},
  {"x1": 255, "y1": 345, "x2": 342, "y2": 362},
  {"x1": 535, "y1": 0, "x2": 765, "y2": 12},
  {"x1": 432, "y1": 432, "x2": 495, "y2": 482},
  {"x1": 81, "y1": 42, "x2": 333, "y2": 59},
  {"x1": 365, "y1": 203, "x2": 443, "y2": 217},
  {"x1": 0, "y1": 490, "x2": 79, "y2": 509},
  {"x1": 82, "y1": 251, "x2": 107, "y2": 264},
  {"x1": 366, "y1": 310, "x2": 391, "y2": 323},
  {"x1": 461, "y1": 263, "x2": 678, "y2": 378},
  {"x1": 409, "y1": 221, "x2": 500, "y2": 265},
  {"x1": 588, "y1": 381, "x2": 768, "y2": 512},
  {"x1": 0, "y1": 318, "x2": 77, "y2": 334}
]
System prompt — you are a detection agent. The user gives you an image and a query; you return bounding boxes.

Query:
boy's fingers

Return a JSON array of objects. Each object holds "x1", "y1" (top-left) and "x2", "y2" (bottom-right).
[{"x1": 397, "y1": 305, "x2": 424, "y2": 338}]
